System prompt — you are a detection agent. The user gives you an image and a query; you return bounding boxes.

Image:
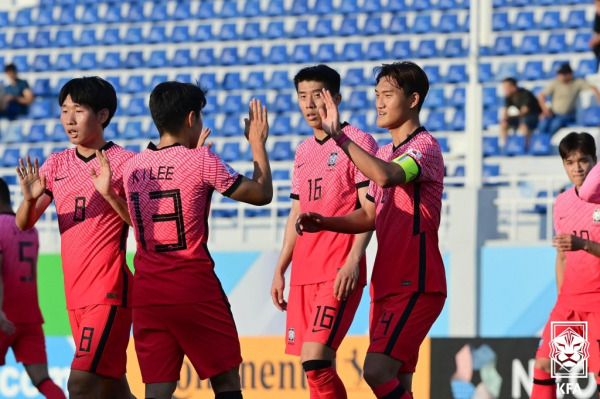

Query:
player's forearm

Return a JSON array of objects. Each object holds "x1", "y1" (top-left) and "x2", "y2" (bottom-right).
[
  {"x1": 582, "y1": 240, "x2": 600, "y2": 259},
  {"x1": 339, "y1": 140, "x2": 402, "y2": 188},
  {"x1": 249, "y1": 142, "x2": 273, "y2": 205},
  {"x1": 321, "y1": 208, "x2": 375, "y2": 234},
  {"x1": 579, "y1": 163, "x2": 600, "y2": 203},
  {"x1": 15, "y1": 200, "x2": 38, "y2": 231},
  {"x1": 103, "y1": 192, "x2": 132, "y2": 226},
  {"x1": 555, "y1": 253, "x2": 566, "y2": 294},
  {"x1": 275, "y1": 209, "x2": 299, "y2": 275},
  {"x1": 347, "y1": 230, "x2": 373, "y2": 265}
]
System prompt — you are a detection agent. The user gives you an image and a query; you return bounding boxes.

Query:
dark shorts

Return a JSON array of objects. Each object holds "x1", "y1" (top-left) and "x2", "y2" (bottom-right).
[
  {"x1": 0, "y1": 323, "x2": 47, "y2": 365},
  {"x1": 508, "y1": 114, "x2": 539, "y2": 130}
]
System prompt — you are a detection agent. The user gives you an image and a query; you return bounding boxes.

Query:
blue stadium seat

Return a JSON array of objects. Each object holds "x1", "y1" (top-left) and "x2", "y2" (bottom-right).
[
  {"x1": 15, "y1": 8, "x2": 32, "y2": 27},
  {"x1": 33, "y1": 31, "x2": 50, "y2": 48},
  {"x1": 32, "y1": 78, "x2": 51, "y2": 96},
  {"x1": 348, "y1": 113, "x2": 368, "y2": 131},
  {"x1": 545, "y1": 33, "x2": 566, "y2": 53},
  {"x1": 522, "y1": 61, "x2": 544, "y2": 81},
  {"x1": 479, "y1": 63, "x2": 494, "y2": 83},
  {"x1": 576, "y1": 59, "x2": 597, "y2": 78},
  {"x1": 482, "y1": 165, "x2": 500, "y2": 182},
  {"x1": 36, "y1": 7, "x2": 54, "y2": 26},
  {"x1": 1, "y1": 148, "x2": 21, "y2": 167},
  {"x1": 173, "y1": 2, "x2": 191, "y2": 20},
  {"x1": 272, "y1": 169, "x2": 291, "y2": 181},
  {"x1": 437, "y1": 137, "x2": 450, "y2": 153},
  {"x1": 3, "y1": 123, "x2": 24, "y2": 143},
  {"x1": 54, "y1": 53, "x2": 73, "y2": 71},
  {"x1": 566, "y1": 9, "x2": 586, "y2": 29},
  {"x1": 362, "y1": 16, "x2": 383, "y2": 35},
  {"x1": 101, "y1": 52, "x2": 121, "y2": 70},
  {"x1": 342, "y1": 42, "x2": 364, "y2": 62},
  {"x1": 221, "y1": 116, "x2": 241, "y2": 136},
  {"x1": 290, "y1": 20, "x2": 309, "y2": 38},
  {"x1": 30, "y1": 98, "x2": 52, "y2": 120},
  {"x1": 271, "y1": 141, "x2": 294, "y2": 160},
  {"x1": 483, "y1": 137, "x2": 500, "y2": 157},
  {"x1": 268, "y1": 45, "x2": 288, "y2": 64},
  {"x1": 449, "y1": 87, "x2": 466, "y2": 107},
  {"x1": 267, "y1": 0, "x2": 285, "y2": 16},
  {"x1": 423, "y1": 65, "x2": 441, "y2": 85},
  {"x1": 313, "y1": 0, "x2": 333, "y2": 14},
  {"x1": 270, "y1": 70, "x2": 292, "y2": 89},
  {"x1": 514, "y1": 11, "x2": 535, "y2": 30},
  {"x1": 243, "y1": 22, "x2": 261, "y2": 40},
  {"x1": 103, "y1": 76, "x2": 120, "y2": 94},
  {"x1": 582, "y1": 106, "x2": 600, "y2": 126},
  {"x1": 102, "y1": 28, "x2": 120, "y2": 46},
  {"x1": 220, "y1": 23, "x2": 238, "y2": 41},
  {"x1": 266, "y1": 21, "x2": 285, "y2": 39},
  {"x1": 443, "y1": 38, "x2": 465, "y2": 57},
  {"x1": 220, "y1": 2, "x2": 239, "y2": 18},
  {"x1": 483, "y1": 108, "x2": 499, "y2": 128},
  {"x1": 315, "y1": 19, "x2": 333, "y2": 37},
  {"x1": 58, "y1": 5, "x2": 75, "y2": 25},
  {"x1": 426, "y1": 111, "x2": 446, "y2": 131},
  {"x1": 271, "y1": 116, "x2": 292, "y2": 136},
  {"x1": 125, "y1": 51, "x2": 144, "y2": 69},
  {"x1": 297, "y1": 119, "x2": 314, "y2": 135},
  {"x1": 171, "y1": 49, "x2": 191, "y2": 67},
  {"x1": 148, "y1": 74, "x2": 167, "y2": 90},
  {"x1": 122, "y1": 121, "x2": 143, "y2": 140},
  {"x1": 32, "y1": 54, "x2": 50, "y2": 72},
  {"x1": 203, "y1": 95, "x2": 217, "y2": 114},
  {"x1": 273, "y1": 94, "x2": 293, "y2": 113},
  {"x1": 223, "y1": 95, "x2": 242, "y2": 114},
  {"x1": 195, "y1": 25, "x2": 213, "y2": 41},
  {"x1": 48, "y1": 123, "x2": 65, "y2": 141},
  {"x1": 124, "y1": 144, "x2": 141, "y2": 154},
  {"x1": 339, "y1": 0, "x2": 358, "y2": 13},
  {"x1": 12, "y1": 32, "x2": 29, "y2": 49},
  {"x1": 546, "y1": 59, "x2": 570, "y2": 78},
  {"x1": 388, "y1": 0, "x2": 406, "y2": 11},
  {"x1": 505, "y1": 135, "x2": 526, "y2": 156},
  {"x1": 366, "y1": 41, "x2": 385, "y2": 60},
  {"x1": 316, "y1": 43, "x2": 335, "y2": 62},
  {"x1": 195, "y1": 48, "x2": 215, "y2": 67},
  {"x1": 220, "y1": 47, "x2": 239, "y2": 66},
  {"x1": 150, "y1": 3, "x2": 167, "y2": 21},
  {"x1": 291, "y1": 0, "x2": 308, "y2": 14},
  {"x1": 104, "y1": 4, "x2": 122, "y2": 23},
  {"x1": 197, "y1": 2, "x2": 214, "y2": 19},
  {"x1": 347, "y1": 91, "x2": 368, "y2": 110},
  {"x1": 339, "y1": 17, "x2": 358, "y2": 36},
  {"x1": 147, "y1": 50, "x2": 167, "y2": 68},
  {"x1": 27, "y1": 124, "x2": 47, "y2": 142},
  {"x1": 493, "y1": 36, "x2": 513, "y2": 55},
  {"x1": 0, "y1": 33, "x2": 6, "y2": 49},
  {"x1": 451, "y1": 109, "x2": 466, "y2": 130},
  {"x1": 292, "y1": 44, "x2": 312, "y2": 63},
  {"x1": 147, "y1": 26, "x2": 166, "y2": 44},
  {"x1": 0, "y1": 12, "x2": 7, "y2": 28},
  {"x1": 391, "y1": 40, "x2": 412, "y2": 59},
  {"x1": 125, "y1": 26, "x2": 144, "y2": 45},
  {"x1": 518, "y1": 35, "x2": 541, "y2": 54},
  {"x1": 424, "y1": 87, "x2": 445, "y2": 108},
  {"x1": 540, "y1": 10, "x2": 561, "y2": 30},
  {"x1": 11, "y1": 55, "x2": 28, "y2": 72},
  {"x1": 223, "y1": 72, "x2": 241, "y2": 91},
  {"x1": 362, "y1": 0, "x2": 381, "y2": 12},
  {"x1": 446, "y1": 64, "x2": 467, "y2": 83},
  {"x1": 242, "y1": 0, "x2": 261, "y2": 17},
  {"x1": 345, "y1": 68, "x2": 365, "y2": 86},
  {"x1": 417, "y1": 39, "x2": 437, "y2": 58},
  {"x1": 124, "y1": 75, "x2": 144, "y2": 93},
  {"x1": 77, "y1": 52, "x2": 96, "y2": 70},
  {"x1": 492, "y1": 12, "x2": 509, "y2": 31},
  {"x1": 439, "y1": 0, "x2": 458, "y2": 9},
  {"x1": 126, "y1": 4, "x2": 144, "y2": 22},
  {"x1": 495, "y1": 61, "x2": 517, "y2": 81},
  {"x1": 246, "y1": 71, "x2": 265, "y2": 90},
  {"x1": 76, "y1": 29, "x2": 93, "y2": 47},
  {"x1": 125, "y1": 96, "x2": 147, "y2": 117},
  {"x1": 199, "y1": 73, "x2": 217, "y2": 90},
  {"x1": 220, "y1": 142, "x2": 241, "y2": 162},
  {"x1": 483, "y1": 86, "x2": 499, "y2": 107},
  {"x1": 103, "y1": 124, "x2": 118, "y2": 141},
  {"x1": 529, "y1": 134, "x2": 551, "y2": 155},
  {"x1": 412, "y1": 14, "x2": 432, "y2": 33},
  {"x1": 572, "y1": 33, "x2": 592, "y2": 53},
  {"x1": 243, "y1": 46, "x2": 263, "y2": 65},
  {"x1": 171, "y1": 25, "x2": 190, "y2": 43},
  {"x1": 388, "y1": 15, "x2": 407, "y2": 35},
  {"x1": 438, "y1": 14, "x2": 458, "y2": 33}
]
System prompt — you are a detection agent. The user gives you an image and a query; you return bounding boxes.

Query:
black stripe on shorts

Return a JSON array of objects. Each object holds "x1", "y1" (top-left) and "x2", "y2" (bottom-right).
[
  {"x1": 326, "y1": 299, "x2": 348, "y2": 348},
  {"x1": 90, "y1": 305, "x2": 118, "y2": 373},
  {"x1": 384, "y1": 292, "x2": 420, "y2": 355}
]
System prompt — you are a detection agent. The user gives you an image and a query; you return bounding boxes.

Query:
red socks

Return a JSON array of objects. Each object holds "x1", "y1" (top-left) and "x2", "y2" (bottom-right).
[
  {"x1": 530, "y1": 368, "x2": 556, "y2": 399},
  {"x1": 372, "y1": 378, "x2": 412, "y2": 399},
  {"x1": 37, "y1": 378, "x2": 66, "y2": 399},
  {"x1": 303, "y1": 360, "x2": 347, "y2": 399}
]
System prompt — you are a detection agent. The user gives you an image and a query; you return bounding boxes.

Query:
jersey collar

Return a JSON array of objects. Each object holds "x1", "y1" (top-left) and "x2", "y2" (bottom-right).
[
  {"x1": 76, "y1": 141, "x2": 114, "y2": 163},
  {"x1": 392, "y1": 126, "x2": 427, "y2": 153},
  {"x1": 314, "y1": 122, "x2": 349, "y2": 146},
  {"x1": 147, "y1": 142, "x2": 183, "y2": 151}
]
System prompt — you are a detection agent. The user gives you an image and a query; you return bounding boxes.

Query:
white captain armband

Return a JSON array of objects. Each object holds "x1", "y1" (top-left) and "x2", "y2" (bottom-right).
[{"x1": 391, "y1": 153, "x2": 420, "y2": 183}]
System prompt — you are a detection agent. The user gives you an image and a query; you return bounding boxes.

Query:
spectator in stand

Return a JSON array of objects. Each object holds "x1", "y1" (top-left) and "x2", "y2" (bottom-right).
[
  {"x1": 0, "y1": 64, "x2": 34, "y2": 120},
  {"x1": 537, "y1": 63, "x2": 600, "y2": 137},
  {"x1": 500, "y1": 77, "x2": 542, "y2": 150}
]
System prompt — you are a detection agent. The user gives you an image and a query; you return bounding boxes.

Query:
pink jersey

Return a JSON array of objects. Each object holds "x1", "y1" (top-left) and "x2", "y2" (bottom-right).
[
  {"x1": 366, "y1": 127, "x2": 446, "y2": 301},
  {"x1": 554, "y1": 186, "x2": 600, "y2": 311},
  {"x1": 39, "y1": 142, "x2": 134, "y2": 310},
  {"x1": 123, "y1": 143, "x2": 242, "y2": 307},
  {"x1": 0, "y1": 213, "x2": 43, "y2": 324},
  {"x1": 290, "y1": 124, "x2": 378, "y2": 286},
  {"x1": 579, "y1": 162, "x2": 600, "y2": 203}
]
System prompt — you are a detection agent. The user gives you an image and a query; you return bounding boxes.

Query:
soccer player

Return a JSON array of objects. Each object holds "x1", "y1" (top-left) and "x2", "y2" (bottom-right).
[
  {"x1": 14, "y1": 77, "x2": 135, "y2": 399},
  {"x1": 269, "y1": 64, "x2": 377, "y2": 398},
  {"x1": 99, "y1": 82, "x2": 271, "y2": 399},
  {"x1": 531, "y1": 132, "x2": 600, "y2": 399},
  {"x1": 0, "y1": 178, "x2": 66, "y2": 399},
  {"x1": 296, "y1": 61, "x2": 446, "y2": 399}
]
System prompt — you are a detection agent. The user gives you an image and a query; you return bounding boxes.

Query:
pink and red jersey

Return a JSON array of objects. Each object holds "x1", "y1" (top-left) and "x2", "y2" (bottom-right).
[
  {"x1": 0, "y1": 213, "x2": 43, "y2": 324},
  {"x1": 123, "y1": 143, "x2": 242, "y2": 307},
  {"x1": 39, "y1": 142, "x2": 134, "y2": 310},
  {"x1": 554, "y1": 186, "x2": 600, "y2": 311},
  {"x1": 366, "y1": 127, "x2": 446, "y2": 301},
  {"x1": 290, "y1": 123, "x2": 378, "y2": 286}
]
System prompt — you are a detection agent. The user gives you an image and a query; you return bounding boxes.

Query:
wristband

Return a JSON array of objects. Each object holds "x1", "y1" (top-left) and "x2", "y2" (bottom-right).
[{"x1": 335, "y1": 133, "x2": 350, "y2": 147}]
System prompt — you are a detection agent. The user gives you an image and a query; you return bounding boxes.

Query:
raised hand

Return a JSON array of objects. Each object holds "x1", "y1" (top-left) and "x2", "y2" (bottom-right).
[
  {"x1": 270, "y1": 273, "x2": 287, "y2": 311},
  {"x1": 196, "y1": 127, "x2": 213, "y2": 150},
  {"x1": 244, "y1": 99, "x2": 268, "y2": 145},
  {"x1": 91, "y1": 150, "x2": 115, "y2": 197},
  {"x1": 318, "y1": 88, "x2": 342, "y2": 140},
  {"x1": 295, "y1": 212, "x2": 324, "y2": 236},
  {"x1": 16, "y1": 156, "x2": 46, "y2": 202}
]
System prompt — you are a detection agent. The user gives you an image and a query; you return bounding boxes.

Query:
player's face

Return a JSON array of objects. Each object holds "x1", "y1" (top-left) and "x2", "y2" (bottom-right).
[
  {"x1": 563, "y1": 150, "x2": 597, "y2": 188},
  {"x1": 375, "y1": 76, "x2": 418, "y2": 130},
  {"x1": 60, "y1": 94, "x2": 107, "y2": 148},
  {"x1": 297, "y1": 80, "x2": 328, "y2": 129}
]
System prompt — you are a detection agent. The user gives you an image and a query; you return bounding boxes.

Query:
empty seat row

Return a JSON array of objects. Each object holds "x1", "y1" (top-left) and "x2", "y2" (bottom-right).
[
  {"x1": 483, "y1": 135, "x2": 552, "y2": 156},
  {"x1": 492, "y1": 9, "x2": 589, "y2": 31},
  {"x1": 484, "y1": 32, "x2": 593, "y2": 56},
  {"x1": 482, "y1": 58, "x2": 597, "y2": 84}
]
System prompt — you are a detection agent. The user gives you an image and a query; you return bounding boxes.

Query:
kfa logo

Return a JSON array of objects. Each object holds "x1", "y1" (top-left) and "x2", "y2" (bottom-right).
[
  {"x1": 328, "y1": 152, "x2": 338, "y2": 167},
  {"x1": 549, "y1": 321, "x2": 589, "y2": 379},
  {"x1": 593, "y1": 209, "x2": 600, "y2": 223},
  {"x1": 288, "y1": 328, "x2": 295, "y2": 343}
]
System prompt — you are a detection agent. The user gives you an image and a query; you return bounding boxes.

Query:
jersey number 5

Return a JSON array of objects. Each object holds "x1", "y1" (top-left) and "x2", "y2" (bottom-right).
[
  {"x1": 130, "y1": 189, "x2": 187, "y2": 252},
  {"x1": 19, "y1": 241, "x2": 35, "y2": 282}
]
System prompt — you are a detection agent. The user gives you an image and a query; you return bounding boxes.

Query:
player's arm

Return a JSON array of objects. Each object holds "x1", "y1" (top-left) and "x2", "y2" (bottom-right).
[
  {"x1": 555, "y1": 250, "x2": 566, "y2": 294},
  {"x1": 296, "y1": 198, "x2": 376, "y2": 236},
  {"x1": 0, "y1": 255, "x2": 15, "y2": 335},
  {"x1": 334, "y1": 186, "x2": 374, "y2": 300},
  {"x1": 270, "y1": 199, "x2": 300, "y2": 311},
  {"x1": 318, "y1": 89, "x2": 416, "y2": 188},
  {"x1": 15, "y1": 156, "x2": 52, "y2": 231},
  {"x1": 228, "y1": 99, "x2": 273, "y2": 206},
  {"x1": 553, "y1": 233, "x2": 600, "y2": 259},
  {"x1": 91, "y1": 150, "x2": 132, "y2": 226}
]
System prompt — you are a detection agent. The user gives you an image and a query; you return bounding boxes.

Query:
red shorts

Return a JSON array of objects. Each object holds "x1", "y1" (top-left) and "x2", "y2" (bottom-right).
[
  {"x1": 68, "y1": 304, "x2": 132, "y2": 379},
  {"x1": 368, "y1": 292, "x2": 445, "y2": 373},
  {"x1": 0, "y1": 323, "x2": 47, "y2": 365},
  {"x1": 285, "y1": 281, "x2": 363, "y2": 356},
  {"x1": 133, "y1": 300, "x2": 242, "y2": 384},
  {"x1": 536, "y1": 303, "x2": 600, "y2": 375}
]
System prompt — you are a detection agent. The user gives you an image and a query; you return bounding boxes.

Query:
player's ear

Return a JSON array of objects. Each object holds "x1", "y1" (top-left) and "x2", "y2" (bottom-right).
[
  {"x1": 98, "y1": 108, "x2": 109, "y2": 125},
  {"x1": 333, "y1": 93, "x2": 342, "y2": 106},
  {"x1": 186, "y1": 111, "x2": 196, "y2": 128},
  {"x1": 409, "y1": 92, "x2": 420, "y2": 110}
]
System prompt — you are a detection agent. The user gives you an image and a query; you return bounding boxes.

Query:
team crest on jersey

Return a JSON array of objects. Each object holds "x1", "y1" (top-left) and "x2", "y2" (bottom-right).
[
  {"x1": 594, "y1": 209, "x2": 600, "y2": 222},
  {"x1": 327, "y1": 152, "x2": 338, "y2": 167},
  {"x1": 288, "y1": 328, "x2": 295, "y2": 343},
  {"x1": 407, "y1": 148, "x2": 422, "y2": 160}
]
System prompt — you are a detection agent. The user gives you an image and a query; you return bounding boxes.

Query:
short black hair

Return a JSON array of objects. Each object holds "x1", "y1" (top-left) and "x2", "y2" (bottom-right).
[
  {"x1": 374, "y1": 61, "x2": 429, "y2": 111},
  {"x1": 559, "y1": 132, "x2": 597, "y2": 160},
  {"x1": 58, "y1": 77, "x2": 117, "y2": 129},
  {"x1": 293, "y1": 65, "x2": 341, "y2": 95},
  {"x1": 4, "y1": 63, "x2": 16, "y2": 73},
  {"x1": 0, "y1": 178, "x2": 10, "y2": 206},
  {"x1": 502, "y1": 77, "x2": 518, "y2": 86},
  {"x1": 149, "y1": 81, "x2": 207, "y2": 135}
]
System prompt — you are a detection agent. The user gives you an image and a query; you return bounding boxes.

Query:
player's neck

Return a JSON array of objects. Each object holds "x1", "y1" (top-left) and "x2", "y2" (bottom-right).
[
  {"x1": 389, "y1": 118, "x2": 421, "y2": 147},
  {"x1": 313, "y1": 128, "x2": 329, "y2": 142},
  {"x1": 0, "y1": 204, "x2": 13, "y2": 214},
  {"x1": 76, "y1": 136, "x2": 108, "y2": 158},
  {"x1": 157, "y1": 134, "x2": 186, "y2": 149}
]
